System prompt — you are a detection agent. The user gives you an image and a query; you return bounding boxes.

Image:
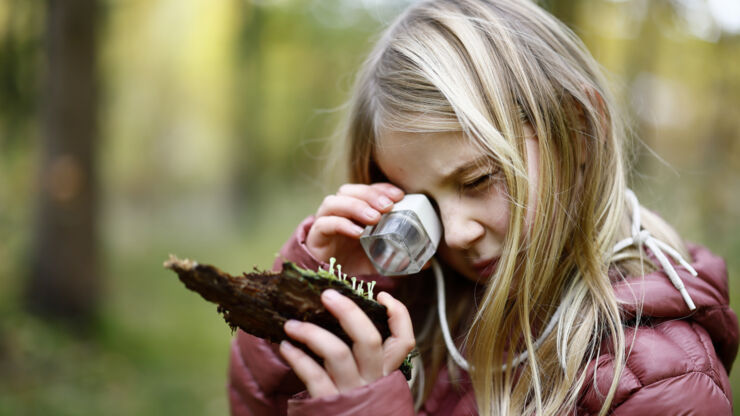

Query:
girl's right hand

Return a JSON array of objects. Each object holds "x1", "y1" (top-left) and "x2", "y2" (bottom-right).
[{"x1": 306, "y1": 183, "x2": 405, "y2": 276}]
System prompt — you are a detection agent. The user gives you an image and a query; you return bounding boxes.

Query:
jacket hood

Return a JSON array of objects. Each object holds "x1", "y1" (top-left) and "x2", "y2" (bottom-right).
[{"x1": 612, "y1": 243, "x2": 738, "y2": 371}]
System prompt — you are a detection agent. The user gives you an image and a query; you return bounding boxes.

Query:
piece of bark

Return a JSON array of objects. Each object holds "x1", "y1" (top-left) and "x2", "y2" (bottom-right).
[{"x1": 163, "y1": 255, "x2": 413, "y2": 379}]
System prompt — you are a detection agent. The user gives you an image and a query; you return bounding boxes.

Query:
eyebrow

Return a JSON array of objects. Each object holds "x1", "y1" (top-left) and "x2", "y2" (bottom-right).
[{"x1": 442, "y1": 155, "x2": 493, "y2": 180}]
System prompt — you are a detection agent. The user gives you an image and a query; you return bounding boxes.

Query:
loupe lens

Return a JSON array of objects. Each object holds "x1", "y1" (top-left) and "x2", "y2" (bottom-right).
[
  {"x1": 360, "y1": 210, "x2": 436, "y2": 276},
  {"x1": 366, "y1": 237, "x2": 411, "y2": 273}
]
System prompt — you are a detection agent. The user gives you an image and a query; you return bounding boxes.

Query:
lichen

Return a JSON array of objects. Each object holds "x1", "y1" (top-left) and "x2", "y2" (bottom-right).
[{"x1": 290, "y1": 257, "x2": 379, "y2": 301}]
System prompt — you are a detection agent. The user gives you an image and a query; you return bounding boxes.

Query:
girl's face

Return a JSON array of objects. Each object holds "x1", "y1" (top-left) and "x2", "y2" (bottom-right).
[{"x1": 375, "y1": 127, "x2": 540, "y2": 283}]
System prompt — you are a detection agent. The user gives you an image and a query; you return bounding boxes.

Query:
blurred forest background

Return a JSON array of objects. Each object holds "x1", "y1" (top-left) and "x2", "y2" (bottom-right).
[{"x1": 1, "y1": 0, "x2": 738, "y2": 414}]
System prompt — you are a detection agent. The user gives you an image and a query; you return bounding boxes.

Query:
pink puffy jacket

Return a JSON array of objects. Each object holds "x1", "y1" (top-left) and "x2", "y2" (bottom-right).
[{"x1": 228, "y1": 217, "x2": 738, "y2": 415}]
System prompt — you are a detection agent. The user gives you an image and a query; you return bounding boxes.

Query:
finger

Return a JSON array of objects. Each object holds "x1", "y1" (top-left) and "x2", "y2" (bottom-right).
[
  {"x1": 371, "y1": 183, "x2": 405, "y2": 201},
  {"x1": 283, "y1": 320, "x2": 364, "y2": 392},
  {"x1": 316, "y1": 195, "x2": 382, "y2": 225},
  {"x1": 337, "y1": 184, "x2": 405, "y2": 212},
  {"x1": 376, "y1": 292, "x2": 416, "y2": 376},
  {"x1": 322, "y1": 289, "x2": 384, "y2": 381},
  {"x1": 311, "y1": 216, "x2": 365, "y2": 242},
  {"x1": 279, "y1": 341, "x2": 338, "y2": 398}
]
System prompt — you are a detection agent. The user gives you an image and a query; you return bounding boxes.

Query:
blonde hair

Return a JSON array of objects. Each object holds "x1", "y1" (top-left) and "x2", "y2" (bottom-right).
[{"x1": 334, "y1": 0, "x2": 688, "y2": 414}]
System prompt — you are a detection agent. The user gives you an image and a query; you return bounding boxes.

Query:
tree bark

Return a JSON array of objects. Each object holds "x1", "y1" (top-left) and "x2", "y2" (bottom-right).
[
  {"x1": 27, "y1": 0, "x2": 100, "y2": 325},
  {"x1": 164, "y1": 255, "x2": 412, "y2": 379}
]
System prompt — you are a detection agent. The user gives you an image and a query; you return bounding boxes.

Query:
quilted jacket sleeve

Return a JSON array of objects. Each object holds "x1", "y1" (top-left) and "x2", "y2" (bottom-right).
[
  {"x1": 611, "y1": 371, "x2": 731, "y2": 415},
  {"x1": 287, "y1": 371, "x2": 415, "y2": 416},
  {"x1": 228, "y1": 216, "x2": 416, "y2": 416},
  {"x1": 577, "y1": 318, "x2": 734, "y2": 416},
  {"x1": 229, "y1": 331, "x2": 303, "y2": 416}
]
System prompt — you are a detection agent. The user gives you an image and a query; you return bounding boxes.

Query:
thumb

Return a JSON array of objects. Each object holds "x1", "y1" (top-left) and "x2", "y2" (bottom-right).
[{"x1": 377, "y1": 291, "x2": 416, "y2": 375}]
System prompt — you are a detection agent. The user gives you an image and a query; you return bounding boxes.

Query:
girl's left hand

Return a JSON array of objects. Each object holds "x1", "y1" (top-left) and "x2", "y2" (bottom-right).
[{"x1": 278, "y1": 289, "x2": 415, "y2": 398}]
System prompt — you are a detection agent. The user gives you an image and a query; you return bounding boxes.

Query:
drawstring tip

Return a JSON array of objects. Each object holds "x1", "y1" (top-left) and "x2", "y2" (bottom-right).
[
  {"x1": 618, "y1": 189, "x2": 699, "y2": 313},
  {"x1": 680, "y1": 288, "x2": 696, "y2": 311}
]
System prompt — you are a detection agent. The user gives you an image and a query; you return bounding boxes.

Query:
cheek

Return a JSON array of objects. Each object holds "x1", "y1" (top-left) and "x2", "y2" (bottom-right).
[{"x1": 482, "y1": 183, "x2": 511, "y2": 235}]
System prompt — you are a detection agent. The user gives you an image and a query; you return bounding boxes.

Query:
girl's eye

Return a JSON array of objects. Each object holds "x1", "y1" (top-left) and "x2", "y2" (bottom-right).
[{"x1": 461, "y1": 170, "x2": 498, "y2": 192}]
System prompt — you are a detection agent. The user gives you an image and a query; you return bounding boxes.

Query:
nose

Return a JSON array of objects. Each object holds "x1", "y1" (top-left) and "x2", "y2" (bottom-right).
[{"x1": 439, "y1": 199, "x2": 484, "y2": 250}]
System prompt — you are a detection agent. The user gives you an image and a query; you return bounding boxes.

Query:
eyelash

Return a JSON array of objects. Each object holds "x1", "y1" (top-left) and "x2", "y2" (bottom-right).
[{"x1": 461, "y1": 170, "x2": 499, "y2": 192}]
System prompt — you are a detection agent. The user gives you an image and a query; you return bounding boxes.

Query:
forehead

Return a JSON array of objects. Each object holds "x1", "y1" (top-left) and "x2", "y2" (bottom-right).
[{"x1": 374, "y1": 130, "x2": 484, "y2": 191}]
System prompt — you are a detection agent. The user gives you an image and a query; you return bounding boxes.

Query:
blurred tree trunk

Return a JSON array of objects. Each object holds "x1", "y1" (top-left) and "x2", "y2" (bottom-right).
[{"x1": 27, "y1": 0, "x2": 100, "y2": 325}]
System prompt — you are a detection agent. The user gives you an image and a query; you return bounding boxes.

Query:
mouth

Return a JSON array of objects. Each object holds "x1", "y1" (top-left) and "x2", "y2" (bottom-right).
[{"x1": 471, "y1": 257, "x2": 500, "y2": 279}]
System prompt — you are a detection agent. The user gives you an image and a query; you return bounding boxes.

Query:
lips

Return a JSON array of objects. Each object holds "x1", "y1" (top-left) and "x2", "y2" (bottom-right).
[{"x1": 472, "y1": 257, "x2": 500, "y2": 279}]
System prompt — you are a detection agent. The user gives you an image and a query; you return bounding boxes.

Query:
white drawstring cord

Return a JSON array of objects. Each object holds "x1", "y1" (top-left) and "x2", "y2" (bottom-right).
[
  {"x1": 612, "y1": 189, "x2": 698, "y2": 310},
  {"x1": 432, "y1": 259, "x2": 565, "y2": 372},
  {"x1": 432, "y1": 259, "x2": 471, "y2": 371}
]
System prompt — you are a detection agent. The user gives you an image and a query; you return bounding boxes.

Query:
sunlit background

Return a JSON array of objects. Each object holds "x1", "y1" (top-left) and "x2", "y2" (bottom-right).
[{"x1": 1, "y1": 0, "x2": 739, "y2": 414}]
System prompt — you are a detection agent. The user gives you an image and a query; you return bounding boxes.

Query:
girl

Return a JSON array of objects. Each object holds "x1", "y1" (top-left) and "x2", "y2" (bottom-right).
[{"x1": 228, "y1": 0, "x2": 738, "y2": 414}]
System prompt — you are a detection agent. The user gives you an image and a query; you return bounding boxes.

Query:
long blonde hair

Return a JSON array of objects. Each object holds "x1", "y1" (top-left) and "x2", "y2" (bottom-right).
[{"x1": 335, "y1": 0, "x2": 686, "y2": 414}]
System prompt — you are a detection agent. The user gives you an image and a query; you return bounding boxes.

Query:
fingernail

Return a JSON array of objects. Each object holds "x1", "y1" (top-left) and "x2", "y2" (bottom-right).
[
  {"x1": 378, "y1": 196, "x2": 392, "y2": 209},
  {"x1": 284, "y1": 320, "x2": 300, "y2": 331},
  {"x1": 353, "y1": 224, "x2": 365, "y2": 235},
  {"x1": 322, "y1": 289, "x2": 341, "y2": 302},
  {"x1": 280, "y1": 340, "x2": 295, "y2": 351},
  {"x1": 390, "y1": 188, "x2": 404, "y2": 199},
  {"x1": 364, "y1": 208, "x2": 379, "y2": 220}
]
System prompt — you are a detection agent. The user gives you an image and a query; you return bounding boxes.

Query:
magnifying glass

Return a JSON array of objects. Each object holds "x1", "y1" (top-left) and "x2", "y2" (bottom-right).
[{"x1": 359, "y1": 194, "x2": 442, "y2": 276}]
